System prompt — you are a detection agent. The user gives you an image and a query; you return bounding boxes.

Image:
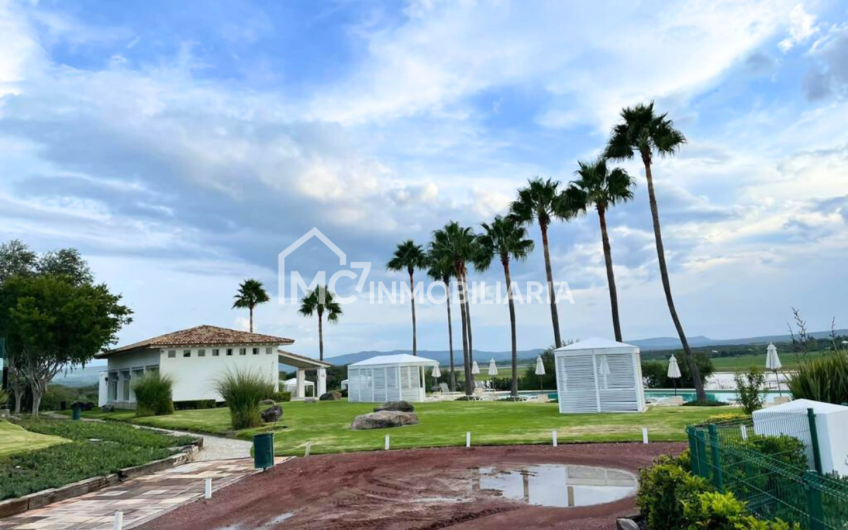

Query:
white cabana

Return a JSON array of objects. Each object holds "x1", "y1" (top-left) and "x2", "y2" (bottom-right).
[
  {"x1": 554, "y1": 338, "x2": 646, "y2": 414},
  {"x1": 282, "y1": 378, "x2": 315, "y2": 397},
  {"x1": 347, "y1": 354, "x2": 438, "y2": 403}
]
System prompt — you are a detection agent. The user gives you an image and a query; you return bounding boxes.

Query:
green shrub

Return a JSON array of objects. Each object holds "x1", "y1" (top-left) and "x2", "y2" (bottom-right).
[
  {"x1": 268, "y1": 390, "x2": 292, "y2": 403},
  {"x1": 683, "y1": 399, "x2": 725, "y2": 407},
  {"x1": 706, "y1": 412, "x2": 750, "y2": 423},
  {"x1": 682, "y1": 491, "x2": 748, "y2": 530},
  {"x1": 739, "y1": 434, "x2": 808, "y2": 471},
  {"x1": 15, "y1": 417, "x2": 195, "y2": 448},
  {"x1": 736, "y1": 367, "x2": 766, "y2": 415},
  {"x1": 132, "y1": 372, "x2": 174, "y2": 417},
  {"x1": 788, "y1": 350, "x2": 848, "y2": 404},
  {"x1": 638, "y1": 454, "x2": 713, "y2": 530},
  {"x1": 0, "y1": 389, "x2": 7, "y2": 408},
  {"x1": 174, "y1": 399, "x2": 217, "y2": 411},
  {"x1": 643, "y1": 351, "x2": 715, "y2": 389},
  {"x1": 214, "y1": 368, "x2": 272, "y2": 430}
]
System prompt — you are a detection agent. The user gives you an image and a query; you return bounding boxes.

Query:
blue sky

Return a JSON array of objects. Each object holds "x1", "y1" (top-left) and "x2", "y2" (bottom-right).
[{"x1": 1, "y1": 0, "x2": 847, "y2": 359}]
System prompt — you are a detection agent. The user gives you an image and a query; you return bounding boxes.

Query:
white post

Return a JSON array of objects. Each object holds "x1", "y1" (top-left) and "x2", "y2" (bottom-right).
[
  {"x1": 741, "y1": 424, "x2": 748, "y2": 441},
  {"x1": 113, "y1": 511, "x2": 123, "y2": 530},
  {"x1": 317, "y1": 368, "x2": 327, "y2": 398},
  {"x1": 385, "y1": 435, "x2": 390, "y2": 451},
  {"x1": 204, "y1": 478, "x2": 212, "y2": 499},
  {"x1": 552, "y1": 430, "x2": 558, "y2": 447},
  {"x1": 466, "y1": 432, "x2": 471, "y2": 448},
  {"x1": 296, "y1": 369, "x2": 306, "y2": 399},
  {"x1": 642, "y1": 428, "x2": 649, "y2": 444},
  {"x1": 304, "y1": 442, "x2": 312, "y2": 457}
]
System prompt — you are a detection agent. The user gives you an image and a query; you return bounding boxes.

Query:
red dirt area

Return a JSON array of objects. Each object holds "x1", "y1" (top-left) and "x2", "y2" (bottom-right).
[{"x1": 140, "y1": 443, "x2": 682, "y2": 530}]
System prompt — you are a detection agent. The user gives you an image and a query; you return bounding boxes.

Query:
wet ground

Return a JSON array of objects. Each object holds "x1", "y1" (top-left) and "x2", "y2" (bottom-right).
[{"x1": 139, "y1": 443, "x2": 682, "y2": 530}]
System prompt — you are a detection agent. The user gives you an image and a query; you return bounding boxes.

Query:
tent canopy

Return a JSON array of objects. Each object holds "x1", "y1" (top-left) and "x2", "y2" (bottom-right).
[{"x1": 350, "y1": 354, "x2": 438, "y2": 367}]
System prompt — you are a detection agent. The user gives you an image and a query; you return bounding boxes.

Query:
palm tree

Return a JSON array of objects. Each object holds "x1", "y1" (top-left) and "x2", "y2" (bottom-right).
[
  {"x1": 474, "y1": 216, "x2": 534, "y2": 398},
  {"x1": 427, "y1": 257, "x2": 456, "y2": 391},
  {"x1": 566, "y1": 157, "x2": 635, "y2": 342},
  {"x1": 510, "y1": 178, "x2": 575, "y2": 348},
  {"x1": 232, "y1": 279, "x2": 270, "y2": 333},
  {"x1": 387, "y1": 240, "x2": 428, "y2": 356},
  {"x1": 604, "y1": 101, "x2": 705, "y2": 401},
  {"x1": 429, "y1": 222, "x2": 478, "y2": 396},
  {"x1": 298, "y1": 286, "x2": 342, "y2": 362}
]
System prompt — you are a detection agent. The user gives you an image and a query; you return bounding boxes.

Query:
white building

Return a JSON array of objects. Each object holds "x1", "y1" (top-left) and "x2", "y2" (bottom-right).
[
  {"x1": 95, "y1": 325, "x2": 323, "y2": 407},
  {"x1": 347, "y1": 354, "x2": 438, "y2": 403}
]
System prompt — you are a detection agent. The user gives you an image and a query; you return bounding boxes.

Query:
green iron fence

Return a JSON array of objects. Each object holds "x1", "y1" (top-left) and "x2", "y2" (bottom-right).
[{"x1": 687, "y1": 409, "x2": 848, "y2": 530}]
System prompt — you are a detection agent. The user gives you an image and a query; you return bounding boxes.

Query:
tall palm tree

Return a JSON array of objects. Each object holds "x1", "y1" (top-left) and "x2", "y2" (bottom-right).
[
  {"x1": 474, "y1": 216, "x2": 534, "y2": 398},
  {"x1": 232, "y1": 279, "x2": 270, "y2": 333},
  {"x1": 427, "y1": 257, "x2": 456, "y2": 391},
  {"x1": 604, "y1": 101, "x2": 705, "y2": 401},
  {"x1": 429, "y1": 222, "x2": 478, "y2": 396},
  {"x1": 298, "y1": 285, "x2": 342, "y2": 362},
  {"x1": 387, "y1": 240, "x2": 428, "y2": 356},
  {"x1": 566, "y1": 157, "x2": 635, "y2": 342},
  {"x1": 510, "y1": 178, "x2": 575, "y2": 348}
]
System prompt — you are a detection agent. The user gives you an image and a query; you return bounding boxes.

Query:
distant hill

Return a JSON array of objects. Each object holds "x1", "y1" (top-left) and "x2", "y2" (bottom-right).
[{"x1": 319, "y1": 348, "x2": 547, "y2": 367}]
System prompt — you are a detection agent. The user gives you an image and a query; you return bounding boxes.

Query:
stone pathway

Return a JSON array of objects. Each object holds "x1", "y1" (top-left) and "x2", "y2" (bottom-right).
[{"x1": 0, "y1": 457, "x2": 289, "y2": 530}]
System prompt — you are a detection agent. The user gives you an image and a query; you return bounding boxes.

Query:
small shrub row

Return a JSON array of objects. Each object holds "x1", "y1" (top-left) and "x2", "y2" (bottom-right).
[
  {"x1": 133, "y1": 373, "x2": 175, "y2": 417},
  {"x1": 268, "y1": 391, "x2": 292, "y2": 402},
  {"x1": 15, "y1": 418, "x2": 195, "y2": 448}
]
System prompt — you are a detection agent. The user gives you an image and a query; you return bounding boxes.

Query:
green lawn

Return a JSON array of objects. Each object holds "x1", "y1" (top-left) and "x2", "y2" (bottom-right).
[
  {"x1": 0, "y1": 418, "x2": 68, "y2": 457},
  {"x1": 82, "y1": 400, "x2": 729, "y2": 456},
  {"x1": 709, "y1": 350, "x2": 826, "y2": 372}
]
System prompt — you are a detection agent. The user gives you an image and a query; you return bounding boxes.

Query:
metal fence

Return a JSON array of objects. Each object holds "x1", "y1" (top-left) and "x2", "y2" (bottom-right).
[{"x1": 687, "y1": 409, "x2": 848, "y2": 530}]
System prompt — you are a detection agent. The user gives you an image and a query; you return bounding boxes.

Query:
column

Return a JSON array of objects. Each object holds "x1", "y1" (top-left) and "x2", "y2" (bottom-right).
[
  {"x1": 296, "y1": 369, "x2": 306, "y2": 399},
  {"x1": 317, "y1": 368, "x2": 327, "y2": 397}
]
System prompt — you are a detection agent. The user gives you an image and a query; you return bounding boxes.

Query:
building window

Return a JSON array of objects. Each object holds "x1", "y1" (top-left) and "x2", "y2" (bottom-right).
[
  {"x1": 198, "y1": 349, "x2": 206, "y2": 357},
  {"x1": 212, "y1": 349, "x2": 220, "y2": 357},
  {"x1": 266, "y1": 347, "x2": 273, "y2": 355},
  {"x1": 168, "y1": 350, "x2": 176, "y2": 358},
  {"x1": 252, "y1": 347, "x2": 259, "y2": 355},
  {"x1": 121, "y1": 370, "x2": 131, "y2": 401},
  {"x1": 183, "y1": 349, "x2": 191, "y2": 358},
  {"x1": 239, "y1": 348, "x2": 247, "y2": 356},
  {"x1": 226, "y1": 348, "x2": 233, "y2": 356},
  {"x1": 108, "y1": 372, "x2": 118, "y2": 401},
  {"x1": 145, "y1": 365, "x2": 158, "y2": 374}
]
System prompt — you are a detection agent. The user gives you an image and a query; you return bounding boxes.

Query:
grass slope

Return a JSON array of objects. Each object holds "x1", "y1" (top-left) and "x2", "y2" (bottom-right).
[{"x1": 0, "y1": 419, "x2": 68, "y2": 457}]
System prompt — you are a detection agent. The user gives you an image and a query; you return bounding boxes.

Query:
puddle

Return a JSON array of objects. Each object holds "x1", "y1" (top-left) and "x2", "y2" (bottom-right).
[{"x1": 473, "y1": 464, "x2": 636, "y2": 508}]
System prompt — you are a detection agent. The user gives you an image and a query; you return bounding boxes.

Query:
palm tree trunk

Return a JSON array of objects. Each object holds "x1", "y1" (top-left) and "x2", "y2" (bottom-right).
[
  {"x1": 540, "y1": 224, "x2": 563, "y2": 348},
  {"x1": 249, "y1": 306, "x2": 254, "y2": 333},
  {"x1": 502, "y1": 256, "x2": 518, "y2": 398},
  {"x1": 642, "y1": 156, "x2": 705, "y2": 401},
  {"x1": 457, "y1": 273, "x2": 473, "y2": 396},
  {"x1": 317, "y1": 309, "x2": 325, "y2": 362},
  {"x1": 463, "y1": 270, "x2": 474, "y2": 366},
  {"x1": 598, "y1": 205, "x2": 622, "y2": 342},
  {"x1": 446, "y1": 279, "x2": 456, "y2": 392},
  {"x1": 409, "y1": 271, "x2": 417, "y2": 356}
]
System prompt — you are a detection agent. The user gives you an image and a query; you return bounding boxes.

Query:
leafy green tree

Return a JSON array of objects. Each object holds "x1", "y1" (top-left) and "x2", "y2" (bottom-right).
[
  {"x1": 232, "y1": 279, "x2": 270, "y2": 333},
  {"x1": 298, "y1": 286, "x2": 342, "y2": 362},
  {"x1": 37, "y1": 249, "x2": 93, "y2": 286},
  {"x1": 605, "y1": 102, "x2": 706, "y2": 402},
  {"x1": 0, "y1": 275, "x2": 132, "y2": 415},
  {"x1": 427, "y1": 257, "x2": 457, "y2": 391},
  {"x1": 642, "y1": 351, "x2": 714, "y2": 390},
  {"x1": 430, "y1": 222, "x2": 478, "y2": 395},
  {"x1": 510, "y1": 178, "x2": 576, "y2": 348},
  {"x1": 0, "y1": 240, "x2": 37, "y2": 283},
  {"x1": 474, "y1": 216, "x2": 534, "y2": 397},
  {"x1": 386, "y1": 240, "x2": 428, "y2": 356},
  {"x1": 565, "y1": 157, "x2": 635, "y2": 341}
]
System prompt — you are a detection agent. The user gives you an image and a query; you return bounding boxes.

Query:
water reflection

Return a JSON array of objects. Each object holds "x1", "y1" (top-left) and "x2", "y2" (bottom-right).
[{"x1": 472, "y1": 464, "x2": 636, "y2": 508}]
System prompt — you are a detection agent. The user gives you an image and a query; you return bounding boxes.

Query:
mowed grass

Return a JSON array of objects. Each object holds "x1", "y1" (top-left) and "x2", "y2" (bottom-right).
[
  {"x1": 0, "y1": 419, "x2": 68, "y2": 457},
  {"x1": 709, "y1": 350, "x2": 827, "y2": 372},
  {"x1": 83, "y1": 400, "x2": 729, "y2": 456}
]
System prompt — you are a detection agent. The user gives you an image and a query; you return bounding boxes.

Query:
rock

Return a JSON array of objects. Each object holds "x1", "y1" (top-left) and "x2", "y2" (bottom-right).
[
  {"x1": 304, "y1": 398, "x2": 318, "y2": 403},
  {"x1": 351, "y1": 410, "x2": 419, "y2": 430},
  {"x1": 260, "y1": 399, "x2": 276, "y2": 406},
  {"x1": 100, "y1": 405, "x2": 115, "y2": 412},
  {"x1": 261, "y1": 404, "x2": 283, "y2": 423},
  {"x1": 616, "y1": 518, "x2": 640, "y2": 530},
  {"x1": 319, "y1": 391, "x2": 342, "y2": 401},
  {"x1": 374, "y1": 400, "x2": 414, "y2": 413}
]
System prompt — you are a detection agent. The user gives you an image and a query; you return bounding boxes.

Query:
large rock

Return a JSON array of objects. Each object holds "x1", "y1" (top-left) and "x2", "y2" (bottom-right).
[
  {"x1": 351, "y1": 410, "x2": 419, "y2": 430},
  {"x1": 374, "y1": 400, "x2": 415, "y2": 413},
  {"x1": 319, "y1": 391, "x2": 342, "y2": 401},
  {"x1": 261, "y1": 404, "x2": 283, "y2": 423}
]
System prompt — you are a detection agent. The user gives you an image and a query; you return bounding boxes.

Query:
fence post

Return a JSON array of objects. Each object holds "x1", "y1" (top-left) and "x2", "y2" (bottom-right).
[
  {"x1": 687, "y1": 428, "x2": 700, "y2": 476},
  {"x1": 804, "y1": 471, "x2": 825, "y2": 530},
  {"x1": 696, "y1": 430, "x2": 709, "y2": 480},
  {"x1": 708, "y1": 424, "x2": 723, "y2": 492},
  {"x1": 807, "y1": 408, "x2": 823, "y2": 474}
]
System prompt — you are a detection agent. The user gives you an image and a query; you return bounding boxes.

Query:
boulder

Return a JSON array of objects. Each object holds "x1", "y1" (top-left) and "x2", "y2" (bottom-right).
[
  {"x1": 351, "y1": 410, "x2": 419, "y2": 430},
  {"x1": 261, "y1": 404, "x2": 283, "y2": 423},
  {"x1": 304, "y1": 398, "x2": 318, "y2": 403},
  {"x1": 319, "y1": 391, "x2": 342, "y2": 401},
  {"x1": 100, "y1": 404, "x2": 115, "y2": 413},
  {"x1": 615, "y1": 518, "x2": 640, "y2": 530},
  {"x1": 374, "y1": 400, "x2": 414, "y2": 413}
]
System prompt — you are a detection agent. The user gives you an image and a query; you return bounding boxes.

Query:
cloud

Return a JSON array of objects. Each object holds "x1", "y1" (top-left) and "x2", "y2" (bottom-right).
[
  {"x1": 778, "y1": 4, "x2": 818, "y2": 52},
  {"x1": 803, "y1": 23, "x2": 848, "y2": 100}
]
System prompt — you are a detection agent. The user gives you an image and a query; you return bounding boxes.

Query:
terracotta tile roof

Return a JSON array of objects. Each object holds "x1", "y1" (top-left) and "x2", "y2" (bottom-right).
[{"x1": 97, "y1": 325, "x2": 295, "y2": 358}]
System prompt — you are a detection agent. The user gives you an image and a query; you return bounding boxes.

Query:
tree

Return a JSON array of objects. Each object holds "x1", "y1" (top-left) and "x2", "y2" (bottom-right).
[
  {"x1": 0, "y1": 240, "x2": 37, "y2": 283},
  {"x1": 604, "y1": 101, "x2": 706, "y2": 401},
  {"x1": 232, "y1": 279, "x2": 270, "y2": 333},
  {"x1": 427, "y1": 258, "x2": 457, "y2": 391},
  {"x1": 0, "y1": 275, "x2": 132, "y2": 415},
  {"x1": 565, "y1": 157, "x2": 635, "y2": 342},
  {"x1": 429, "y1": 222, "x2": 478, "y2": 396},
  {"x1": 298, "y1": 286, "x2": 342, "y2": 362},
  {"x1": 474, "y1": 216, "x2": 534, "y2": 398},
  {"x1": 386, "y1": 240, "x2": 427, "y2": 356},
  {"x1": 510, "y1": 178, "x2": 576, "y2": 348},
  {"x1": 37, "y1": 249, "x2": 94, "y2": 286}
]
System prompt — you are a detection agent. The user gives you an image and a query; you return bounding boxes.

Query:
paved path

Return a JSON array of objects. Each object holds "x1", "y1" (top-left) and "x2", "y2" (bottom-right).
[{"x1": 174, "y1": 431, "x2": 252, "y2": 462}]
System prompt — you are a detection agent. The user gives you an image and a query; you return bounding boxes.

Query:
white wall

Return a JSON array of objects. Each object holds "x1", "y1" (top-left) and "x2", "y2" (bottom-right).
[{"x1": 105, "y1": 350, "x2": 161, "y2": 407}]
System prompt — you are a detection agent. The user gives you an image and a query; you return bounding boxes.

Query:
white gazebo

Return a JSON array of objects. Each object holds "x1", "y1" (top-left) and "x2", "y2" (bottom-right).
[
  {"x1": 347, "y1": 354, "x2": 438, "y2": 403},
  {"x1": 554, "y1": 338, "x2": 645, "y2": 414},
  {"x1": 282, "y1": 378, "x2": 315, "y2": 397}
]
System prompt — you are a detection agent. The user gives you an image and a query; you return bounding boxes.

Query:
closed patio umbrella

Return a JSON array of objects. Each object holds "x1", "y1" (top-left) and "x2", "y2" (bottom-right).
[
  {"x1": 488, "y1": 359, "x2": 498, "y2": 376},
  {"x1": 766, "y1": 343, "x2": 782, "y2": 396},
  {"x1": 667, "y1": 355, "x2": 682, "y2": 396},
  {"x1": 431, "y1": 364, "x2": 441, "y2": 378},
  {"x1": 535, "y1": 356, "x2": 545, "y2": 392},
  {"x1": 472, "y1": 361, "x2": 480, "y2": 375}
]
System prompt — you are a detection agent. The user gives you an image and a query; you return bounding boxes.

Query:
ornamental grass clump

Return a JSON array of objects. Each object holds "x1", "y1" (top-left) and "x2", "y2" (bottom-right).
[
  {"x1": 787, "y1": 350, "x2": 848, "y2": 405},
  {"x1": 214, "y1": 368, "x2": 272, "y2": 430},
  {"x1": 132, "y1": 372, "x2": 174, "y2": 417}
]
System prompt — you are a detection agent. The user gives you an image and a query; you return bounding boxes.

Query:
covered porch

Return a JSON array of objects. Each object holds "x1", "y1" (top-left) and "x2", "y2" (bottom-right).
[{"x1": 278, "y1": 350, "x2": 333, "y2": 400}]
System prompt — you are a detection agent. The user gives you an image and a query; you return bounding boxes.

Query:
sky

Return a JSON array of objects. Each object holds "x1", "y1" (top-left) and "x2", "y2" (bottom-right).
[{"x1": 1, "y1": 0, "x2": 847, "y2": 361}]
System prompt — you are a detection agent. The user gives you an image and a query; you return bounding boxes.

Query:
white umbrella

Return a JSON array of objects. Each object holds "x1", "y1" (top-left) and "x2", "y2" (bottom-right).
[
  {"x1": 488, "y1": 358, "x2": 498, "y2": 376},
  {"x1": 667, "y1": 355, "x2": 682, "y2": 396},
  {"x1": 766, "y1": 343, "x2": 782, "y2": 396},
  {"x1": 535, "y1": 356, "x2": 546, "y2": 392},
  {"x1": 472, "y1": 361, "x2": 480, "y2": 375},
  {"x1": 431, "y1": 364, "x2": 441, "y2": 378}
]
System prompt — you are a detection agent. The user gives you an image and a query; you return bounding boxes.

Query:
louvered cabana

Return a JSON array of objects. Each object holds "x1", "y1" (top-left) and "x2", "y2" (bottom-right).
[
  {"x1": 347, "y1": 354, "x2": 438, "y2": 403},
  {"x1": 555, "y1": 338, "x2": 646, "y2": 414}
]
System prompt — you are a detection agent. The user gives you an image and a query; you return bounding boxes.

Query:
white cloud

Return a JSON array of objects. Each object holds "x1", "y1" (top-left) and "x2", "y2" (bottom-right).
[{"x1": 778, "y1": 4, "x2": 818, "y2": 52}]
